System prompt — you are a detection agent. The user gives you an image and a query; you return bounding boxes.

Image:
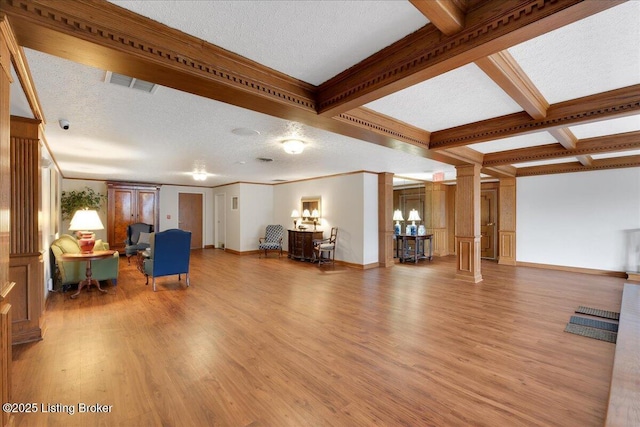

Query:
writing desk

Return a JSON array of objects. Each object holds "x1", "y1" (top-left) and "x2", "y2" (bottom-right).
[{"x1": 395, "y1": 234, "x2": 433, "y2": 263}]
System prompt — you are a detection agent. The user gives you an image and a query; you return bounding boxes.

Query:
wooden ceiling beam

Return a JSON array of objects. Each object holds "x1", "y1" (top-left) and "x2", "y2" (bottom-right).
[
  {"x1": 0, "y1": 0, "x2": 469, "y2": 167},
  {"x1": 475, "y1": 51, "x2": 548, "y2": 120},
  {"x1": 516, "y1": 155, "x2": 640, "y2": 177},
  {"x1": 576, "y1": 155, "x2": 593, "y2": 166},
  {"x1": 548, "y1": 128, "x2": 578, "y2": 150},
  {"x1": 483, "y1": 131, "x2": 640, "y2": 166},
  {"x1": 431, "y1": 85, "x2": 640, "y2": 149},
  {"x1": 317, "y1": 0, "x2": 622, "y2": 117},
  {"x1": 409, "y1": 0, "x2": 465, "y2": 36},
  {"x1": 481, "y1": 165, "x2": 517, "y2": 179}
]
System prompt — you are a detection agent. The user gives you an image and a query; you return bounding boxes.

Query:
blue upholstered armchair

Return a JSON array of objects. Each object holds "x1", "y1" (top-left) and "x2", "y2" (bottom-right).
[
  {"x1": 142, "y1": 229, "x2": 192, "y2": 291},
  {"x1": 258, "y1": 224, "x2": 284, "y2": 258},
  {"x1": 124, "y1": 223, "x2": 154, "y2": 263}
]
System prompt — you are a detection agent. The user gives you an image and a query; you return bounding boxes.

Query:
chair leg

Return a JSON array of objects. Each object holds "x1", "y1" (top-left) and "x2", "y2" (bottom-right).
[
  {"x1": 153, "y1": 278, "x2": 156, "y2": 292},
  {"x1": 127, "y1": 255, "x2": 131, "y2": 265},
  {"x1": 186, "y1": 273, "x2": 190, "y2": 287},
  {"x1": 145, "y1": 274, "x2": 149, "y2": 285}
]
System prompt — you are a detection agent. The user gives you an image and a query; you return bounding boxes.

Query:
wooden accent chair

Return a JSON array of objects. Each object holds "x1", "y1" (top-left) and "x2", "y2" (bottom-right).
[{"x1": 313, "y1": 227, "x2": 338, "y2": 265}]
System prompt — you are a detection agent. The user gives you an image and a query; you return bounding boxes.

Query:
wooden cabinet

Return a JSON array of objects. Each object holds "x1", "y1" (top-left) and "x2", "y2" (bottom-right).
[
  {"x1": 288, "y1": 230, "x2": 323, "y2": 261},
  {"x1": 107, "y1": 182, "x2": 160, "y2": 253}
]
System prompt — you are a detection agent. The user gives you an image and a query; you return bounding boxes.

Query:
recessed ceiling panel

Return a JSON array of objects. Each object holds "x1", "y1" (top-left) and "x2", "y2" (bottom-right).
[
  {"x1": 508, "y1": 2, "x2": 640, "y2": 104},
  {"x1": 469, "y1": 132, "x2": 557, "y2": 154},
  {"x1": 569, "y1": 114, "x2": 640, "y2": 139},
  {"x1": 364, "y1": 63, "x2": 523, "y2": 132},
  {"x1": 591, "y1": 149, "x2": 640, "y2": 160},
  {"x1": 109, "y1": 0, "x2": 428, "y2": 86},
  {"x1": 514, "y1": 157, "x2": 578, "y2": 169}
]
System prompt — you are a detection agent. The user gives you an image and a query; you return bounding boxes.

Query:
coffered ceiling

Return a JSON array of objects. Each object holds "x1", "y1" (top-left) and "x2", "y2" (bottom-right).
[{"x1": 3, "y1": 0, "x2": 639, "y2": 187}]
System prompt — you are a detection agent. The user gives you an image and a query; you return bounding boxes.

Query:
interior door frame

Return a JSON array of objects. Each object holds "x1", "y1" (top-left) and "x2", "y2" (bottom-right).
[
  {"x1": 178, "y1": 191, "x2": 204, "y2": 249},
  {"x1": 480, "y1": 188, "x2": 498, "y2": 260},
  {"x1": 214, "y1": 192, "x2": 226, "y2": 250}
]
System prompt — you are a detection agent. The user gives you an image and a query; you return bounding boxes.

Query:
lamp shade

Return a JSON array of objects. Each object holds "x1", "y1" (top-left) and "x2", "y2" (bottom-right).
[
  {"x1": 291, "y1": 209, "x2": 300, "y2": 218},
  {"x1": 302, "y1": 209, "x2": 311, "y2": 218},
  {"x1": 69, "y1": 209, "x2": 104, "y2": 231},
  {"x1": 311, "y1": 209, "x2": 319, "y2": 218},
  {"x1": 392, "y1": 209, "x2": 404, "y2": 221},
  {"x1": 407, "y1": 209, "x2": 421, "y2": 222}
]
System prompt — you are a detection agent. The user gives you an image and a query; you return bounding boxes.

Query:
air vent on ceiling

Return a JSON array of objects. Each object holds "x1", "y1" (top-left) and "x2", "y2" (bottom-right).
[{"x1": 104, "y1": 71, "x2": 158, "y2": 94}]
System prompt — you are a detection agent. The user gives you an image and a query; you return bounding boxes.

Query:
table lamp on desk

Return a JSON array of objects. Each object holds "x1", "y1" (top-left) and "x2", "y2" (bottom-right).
[
  {"x1": 407, "y1": 209, "x2": 421, "y2": 236},
  {"x1": 393, "y1": 209, "x2": 404, "y2": 235}
]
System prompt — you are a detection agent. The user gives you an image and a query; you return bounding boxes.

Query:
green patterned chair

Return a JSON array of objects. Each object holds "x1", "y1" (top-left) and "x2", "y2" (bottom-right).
[{"x1": 50, "y1": 234, "x2": 119, "y2": 290}]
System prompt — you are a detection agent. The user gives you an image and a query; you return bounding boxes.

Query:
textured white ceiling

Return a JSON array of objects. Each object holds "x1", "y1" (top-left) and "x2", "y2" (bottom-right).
[
  {"x1": 27, "y1": 49, "x2": 454, "y2": 186},
  {"x1": 109, "y1": 0, "x2": 428, "y2": 86},
  {"x1": 9, "y1": 1, "x2": 640, "y2": 187},
  {"x1": 364, "y1": 63, "x2": 523, "y2": 132},
  {"x1": 508, "y1": 1, "x2": 640, "y2": 104}
]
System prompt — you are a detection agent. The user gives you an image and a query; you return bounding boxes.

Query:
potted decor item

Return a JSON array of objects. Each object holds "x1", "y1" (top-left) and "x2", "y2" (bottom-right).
[{"x1": 61, "y1": 187, "x2": 107, "y2": 241}]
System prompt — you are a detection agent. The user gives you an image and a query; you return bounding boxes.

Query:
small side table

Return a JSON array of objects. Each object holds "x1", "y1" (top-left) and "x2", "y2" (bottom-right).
[{"x1": 60, "y1": 250, "x2": 117, "y2": 299}]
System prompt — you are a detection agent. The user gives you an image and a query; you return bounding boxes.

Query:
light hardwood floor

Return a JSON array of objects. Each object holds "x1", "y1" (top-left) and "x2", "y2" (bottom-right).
[{"x1": 12, "y1": 250, "x2": 624, "y2": 426}]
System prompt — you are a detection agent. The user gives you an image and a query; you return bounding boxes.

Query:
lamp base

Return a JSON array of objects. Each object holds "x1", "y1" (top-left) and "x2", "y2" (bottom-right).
[{"x1": 77, "y1": 231, "x2": 96, "y2": 253}]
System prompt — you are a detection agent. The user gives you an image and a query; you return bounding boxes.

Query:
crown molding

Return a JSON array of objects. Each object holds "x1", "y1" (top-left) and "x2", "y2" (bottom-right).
[
  {"x1": 516, "y1": 155, "x2": 640, "y2": 177},
  {"x1": 316, "y1": 0, "x2": 622, "y2": 117},
  {"x1": 484, "y1": 131, "x2": 640, "y2": 167},
  {"x1": 430, "y1": 85, "x2": 640, "y2": 149}
]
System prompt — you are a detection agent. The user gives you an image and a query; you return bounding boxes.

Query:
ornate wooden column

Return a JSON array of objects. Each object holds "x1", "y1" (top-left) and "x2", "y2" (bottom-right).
[
  {"x1": 498, "y1": 177, "x2": 517, "y2": 265},
  {"x1": 426, "y1": 182, "x2": 449, "y2": 256},
  {"x1": 455, "y1": 164, "x2": 482, "y2": 283},
  {"x1": 378, "y1": 172, "x2": 394, "y2": 268},
  {"x1": 8, "y1": 116, "x2": 44, "y2": 344},
  {"x1": 0, "y1": 16, "x2": 15, "y2": 427}
]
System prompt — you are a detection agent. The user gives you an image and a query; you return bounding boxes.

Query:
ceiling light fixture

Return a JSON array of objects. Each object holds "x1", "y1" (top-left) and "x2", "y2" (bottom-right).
[
  {"x1": 192, "y1": 171, "x2": 207, "y2": 181},
  {"x1": 282, "y1": 139, "x2": 305, "y2": 154}
]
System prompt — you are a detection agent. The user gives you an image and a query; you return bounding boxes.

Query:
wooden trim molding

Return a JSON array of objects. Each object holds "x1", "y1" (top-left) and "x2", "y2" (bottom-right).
[
  {"x1": 516, "y1": 155, "x2": 640, "y2": 177},
  {"x1": 336, "y1": 107, "x2": 430, "y2": 149},
  {"x1": 475, "y1": 50, "x2": 548, "y2": 119},
  {"x1": 430, "y1": 85, "x2": 640, "y2": 149},
  {"x1": 484, "y1": 131, "x2": 640, "y2": 167},
  {"x1": 518, "y1": 261, "x2": 627, "y2": 278},
  {"x1": 410, "y1": 0, "x2": 465, "y2": 36},
  {"x1": 317, "y1": 0, "x2": 620, "y2": 116}
]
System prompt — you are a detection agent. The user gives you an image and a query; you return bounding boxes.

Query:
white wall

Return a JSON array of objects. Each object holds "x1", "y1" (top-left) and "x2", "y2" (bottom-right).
[
  {"x1": 272, "y1": 172, "x2": 379, "y2": 265},
  {"x1": 517, "y1": 168, "x2": 640, "y2": 271},
  {"x1": 239, "y1": 184, "x2": 274, "y2": 252},
  {"x1": 159, "y1": 185, "x2": 214, "y2": 246}
]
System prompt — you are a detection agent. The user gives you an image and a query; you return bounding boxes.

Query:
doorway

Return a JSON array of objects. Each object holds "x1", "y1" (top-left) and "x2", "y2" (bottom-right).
[
  {"x1": 480, "y1": 189, "x2": 497, "y2": 260},
  {"x1": 214, "y1": 193, "x2": 226, "y2": 249},
  {"x1": 178, "y1": 192, "x2": 203, "y2": 249}
]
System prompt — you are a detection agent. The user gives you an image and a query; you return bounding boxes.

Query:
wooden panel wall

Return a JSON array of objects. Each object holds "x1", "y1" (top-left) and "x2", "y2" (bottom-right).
[
  {"x1": 8, "y1": 117, "x2": 44, "y2": 344},
  {"x1": 0, "y1": 17, "x2": 15, "y2": 427},
  {"x1": 499, "y1": 177, "x2": 517, "y2": 265},
  {"x1": 455, "y1": 164, "x2": 482, "y2": 283},
  {"x1": 378, "y1": 173, "x2": 394, "y2": 268}
]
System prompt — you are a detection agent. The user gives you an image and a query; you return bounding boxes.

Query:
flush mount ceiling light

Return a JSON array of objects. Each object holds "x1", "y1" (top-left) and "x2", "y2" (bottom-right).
[
  {"x1": 282, "y1": 139, "x2": 305, "y2": 154},
  {"x1": 192, "y1": 171, "x2": 207, "y2": 181}
]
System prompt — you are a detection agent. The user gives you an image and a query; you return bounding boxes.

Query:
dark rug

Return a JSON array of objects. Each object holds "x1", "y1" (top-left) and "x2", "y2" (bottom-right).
[
  {"x1": 564, "y1": 323, "x2": 617, "y2": 343},
  {"x1": 575, "y1": 306, "x2": 620, "y2": 320},
  {"x1": 569, "y1": 315, "x2": 618, "y2": 332}
]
